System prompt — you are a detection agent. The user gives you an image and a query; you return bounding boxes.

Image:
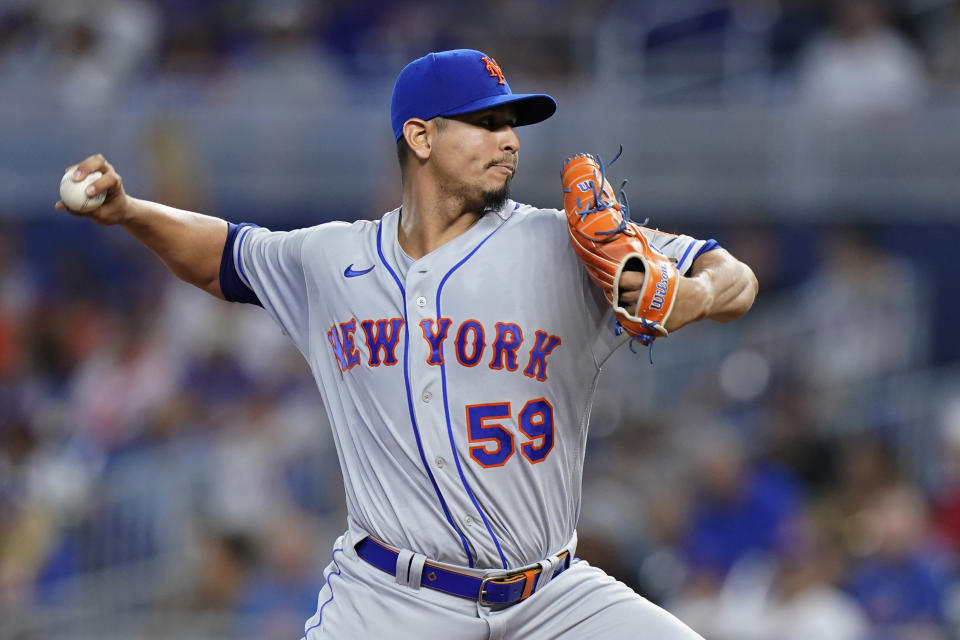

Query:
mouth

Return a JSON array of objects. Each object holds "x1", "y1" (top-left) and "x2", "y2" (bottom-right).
[{"x1": 488, "y1": 160, "x2": 516, "y2": 175}]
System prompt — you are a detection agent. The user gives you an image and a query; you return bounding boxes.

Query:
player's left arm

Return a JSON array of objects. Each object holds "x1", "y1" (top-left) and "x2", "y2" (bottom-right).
[
  {"x1": 620, "y1": 247, "x2": 758, "y2": 332},
  {"x1": 667, "y1": 247, "x2": 757, "y2": 330}
]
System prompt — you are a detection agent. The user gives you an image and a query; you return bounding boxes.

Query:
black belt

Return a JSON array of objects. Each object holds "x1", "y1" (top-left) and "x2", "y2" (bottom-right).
[{"x1": 355, "y1": 536, "x2": 570, "y2": 607}]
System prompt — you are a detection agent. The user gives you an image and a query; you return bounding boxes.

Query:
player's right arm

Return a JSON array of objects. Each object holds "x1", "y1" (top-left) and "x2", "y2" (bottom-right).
[{"x1": 56, "y1": 154, "x2": 228, "y2": 299}]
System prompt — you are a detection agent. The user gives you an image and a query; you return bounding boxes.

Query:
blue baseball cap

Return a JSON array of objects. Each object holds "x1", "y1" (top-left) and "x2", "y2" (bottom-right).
[{"x1": 390, "y1": 49, "x2": 557, "y2": 141}]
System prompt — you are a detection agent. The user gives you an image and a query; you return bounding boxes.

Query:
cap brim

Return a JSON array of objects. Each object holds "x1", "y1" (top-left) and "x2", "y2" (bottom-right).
[{"x1": 439, "y1": 93, "x2": 557, "y2": 128}]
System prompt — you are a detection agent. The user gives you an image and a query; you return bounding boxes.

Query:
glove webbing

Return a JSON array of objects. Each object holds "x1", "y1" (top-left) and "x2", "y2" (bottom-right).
[
  {"x1": 567, "y1": 145, "x2": 663, "y2": 362},
  {"x1": 562, "y1": 146, "x2": 649, "y2": 242}
]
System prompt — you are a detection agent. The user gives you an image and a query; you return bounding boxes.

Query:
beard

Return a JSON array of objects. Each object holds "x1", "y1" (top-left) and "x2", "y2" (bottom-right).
[
  {"x1": 479, "y1": 182, "x2": 511, "y2": 217},
  {"x1": 438, "y1": 164, "x2": 514, "y2": 217}
]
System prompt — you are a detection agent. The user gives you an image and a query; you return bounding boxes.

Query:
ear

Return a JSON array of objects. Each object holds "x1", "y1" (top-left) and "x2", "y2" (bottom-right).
[{"x1": 403, "y1": 119, "x2": 432, "y2": 161}]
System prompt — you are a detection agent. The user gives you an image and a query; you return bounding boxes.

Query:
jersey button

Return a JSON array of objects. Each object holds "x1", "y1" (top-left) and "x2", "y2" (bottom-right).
[
  {"x1": 434, "y1": 456, "x2": 445, "y2": 469},
  {"x1": 416, "y1": 296, "x2": 427, "y2": 308},
  {"x1": 422, "y1": 391, "x2": 432, "y2": 403},
  {"x1": 464, "y1": 515, "x2": 475, "y2": 527}
]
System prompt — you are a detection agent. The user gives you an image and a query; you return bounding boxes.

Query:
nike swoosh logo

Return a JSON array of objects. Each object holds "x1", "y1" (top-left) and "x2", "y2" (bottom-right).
[{"x1": 344, "y1": 264, "x2": 375, "y2": 278}]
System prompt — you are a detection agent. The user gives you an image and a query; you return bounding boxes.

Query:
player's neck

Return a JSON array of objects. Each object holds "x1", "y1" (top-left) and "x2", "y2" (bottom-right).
[{"x1": 398, "y1": 190, "x2": 482, "y2": 260}]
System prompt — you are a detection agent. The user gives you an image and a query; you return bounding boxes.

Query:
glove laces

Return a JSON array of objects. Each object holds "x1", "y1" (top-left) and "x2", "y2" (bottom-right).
[
  {"x1": 570, "y1": 146, "x2": 659, "y2": 361},
  {"x1": 563, "y1": 146, "x2": 649, "y2": 240},
  {"x1": 616, "y1": 320, "x2": 657, "y2": 364}
]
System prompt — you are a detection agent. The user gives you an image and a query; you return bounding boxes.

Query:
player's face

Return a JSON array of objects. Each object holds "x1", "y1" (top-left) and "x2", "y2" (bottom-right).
[{"x1": 432, "y1": 106, "x2": 520, "y2": 214}]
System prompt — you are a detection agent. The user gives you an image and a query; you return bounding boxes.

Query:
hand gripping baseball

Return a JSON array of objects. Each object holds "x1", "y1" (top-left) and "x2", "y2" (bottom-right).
[
  {"x1": 56, "y1": 154, "x2": 129, "y2": 225},
  {"x1": 561, "y1": 151, "x2": 679, "y2": 343}
]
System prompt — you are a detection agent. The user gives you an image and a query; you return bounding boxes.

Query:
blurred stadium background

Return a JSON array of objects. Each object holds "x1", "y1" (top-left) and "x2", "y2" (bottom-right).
[{"x1": 2, "y1": 0, "x2": 960, "y2": 638}]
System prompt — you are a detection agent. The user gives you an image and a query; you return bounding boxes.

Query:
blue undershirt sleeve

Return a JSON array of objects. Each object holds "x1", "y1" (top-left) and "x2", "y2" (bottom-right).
[{"x1": 219, "y1": 222, "x2": 263, "y2": 306}]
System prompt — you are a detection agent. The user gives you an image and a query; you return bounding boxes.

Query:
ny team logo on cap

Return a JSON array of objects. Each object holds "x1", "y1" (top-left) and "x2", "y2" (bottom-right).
[
  {"x1": 481, "y1": 56, "x2": 506, "y2": 85},
  {"x1": 390, "y1": 48, "x2": 557, "y2": 140}
]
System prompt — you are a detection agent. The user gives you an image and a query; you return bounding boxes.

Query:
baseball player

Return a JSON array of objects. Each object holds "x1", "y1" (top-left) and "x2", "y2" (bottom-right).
[{"x1": 59, "y1": 49, "x2": 757, "y2": 638}]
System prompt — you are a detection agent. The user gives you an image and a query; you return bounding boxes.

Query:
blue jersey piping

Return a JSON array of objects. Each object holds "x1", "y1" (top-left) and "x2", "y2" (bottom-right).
[
  {"x1": 677, "y1": 238, "x2": 720, "y2": 273},
  {"x1": 435, "y1": 219, "x2": 511, "y2": 569},
  {"x1": 303, "y1": 546, "x2": 344, "y2": 637},
  {"x1": 376, "y1": 221, "x2": 475, "y2": 566}
]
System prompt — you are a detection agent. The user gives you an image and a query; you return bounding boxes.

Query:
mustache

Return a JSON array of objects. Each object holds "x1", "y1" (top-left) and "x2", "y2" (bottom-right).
[{"x1": 487, "y1": 156, "x2": 518, "y2": 170}]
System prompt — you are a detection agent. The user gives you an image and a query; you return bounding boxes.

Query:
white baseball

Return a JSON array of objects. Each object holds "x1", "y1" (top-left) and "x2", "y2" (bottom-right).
[{"x1": 59, "y1": 169, "x2": 106, "y2": 212}]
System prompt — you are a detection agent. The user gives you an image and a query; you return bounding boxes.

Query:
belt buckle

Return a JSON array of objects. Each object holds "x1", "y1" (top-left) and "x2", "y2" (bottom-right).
[
  {"x1": 479, "y1": 569, "x2": 537, "y2": 607},
  {"x1": 478, "y1": 574, "x2": 498, "y2": 607}
]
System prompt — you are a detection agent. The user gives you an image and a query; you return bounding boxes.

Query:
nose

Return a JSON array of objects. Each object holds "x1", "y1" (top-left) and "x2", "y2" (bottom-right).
[{"x1": 499, "y1": 125, "x2": 519, "y2": 154}]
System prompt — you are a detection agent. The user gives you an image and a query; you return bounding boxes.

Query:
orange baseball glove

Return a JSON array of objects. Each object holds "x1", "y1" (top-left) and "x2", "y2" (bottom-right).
[{"x1": 561, "y1": 151, "x2": 679, "y2": 343}]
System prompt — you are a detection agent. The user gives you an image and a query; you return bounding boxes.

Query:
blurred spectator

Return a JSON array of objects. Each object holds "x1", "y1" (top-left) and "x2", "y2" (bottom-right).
[
  {"x1": 758, "y1": 513, "x2": 869, "y2": 640},
  {"x1": 34, "y1": 489, "x2": 161, "y2": 601},
  {"x1": 30, "y1": 0, "x2": 161, "y2": 113},
  {"x1": 795, "y1": 0, "x2": 927, "y2": 117},
  {"x1": 931, "y1": 396, "x2": 960, "y2": 553},
  {"x1": 141, "y1": 118, "x2": 214, "y2": 213},
  {"x1": 670, "y1": 552, "x2": 780, "y2": 640},
  {"x1": 682, "y1": 427, "x2": 801, "y2": 581},
  {"x1": 67, "y1": 304, "x2": 175, "y2": 453},
  {"x1": 217, "y1": 1, "x2": 345, "y2": 111},
  {"x1": 794, "y1": 229, "x2": 926, "y2": 390},
  {"x1": 203, "y1": 389, "x2": 303, "y2": 537},
  {"x1": 580, "y1": 419, "x2": 700, "y2": 602},
  {"x1": 767, "y1": 0, "x2": 830, "y2": 76},
  {"x1": 845, "y1": 485, "x2": 954, "y2": 638},
  {"x1": 180, "y1": 346, "x2": 255, "y2": 412},
  {"x1": 812, "y1": 433, "x2": 897, "y2": 556},
  {"x1": 190, "y1": 530, "x2": 257, "y2": 615},
  {"x1": 239, "y1": 510, "x2": 325, "y2": 638},
  {"x1": 763, "y1": 385, "x2": 838, "y2": 497},
  {"x1": 925, "y1": 0, "x2": 960, "y2": 93},
  {"x1": 0, "y1": 497, "x2": 55, "y2": 609},
  {"x1": 0, "y1": 227, "x2": 36, "y2": 342},
  {"x1": 672, "y1": 513, "x2": 869, "y2": 640},
  {"x1": 155, "y1": 0, "x2": 232, "y2": 77}
]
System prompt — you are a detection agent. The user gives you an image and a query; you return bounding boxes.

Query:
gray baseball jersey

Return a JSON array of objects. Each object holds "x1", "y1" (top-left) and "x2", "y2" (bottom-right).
[
  {"x1": 223, "y1": 200, "x2": 714, "y2": 568},
  {"x1": 221, "y1": 201, "x2": 715, "y2": 636}
]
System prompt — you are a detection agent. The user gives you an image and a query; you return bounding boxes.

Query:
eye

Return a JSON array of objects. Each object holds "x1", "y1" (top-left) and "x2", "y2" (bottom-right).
[{"x1": 470, "y1": 113, "x2": 515, "y2": 130}]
